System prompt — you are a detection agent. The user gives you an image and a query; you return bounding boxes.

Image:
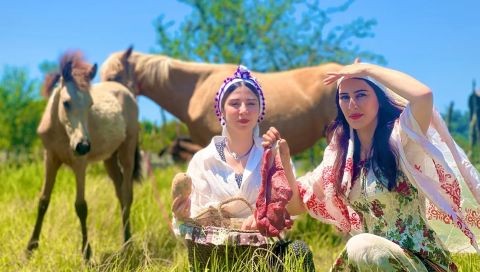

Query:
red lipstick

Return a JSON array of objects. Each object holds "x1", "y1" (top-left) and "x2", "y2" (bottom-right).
[{"x1": 349, "y1": 113, "x2": 363, "y2": 120}]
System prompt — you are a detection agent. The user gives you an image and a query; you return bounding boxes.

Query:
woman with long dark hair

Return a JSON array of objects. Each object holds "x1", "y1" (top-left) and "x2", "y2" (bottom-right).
[{"x1": 263, "y1": 62, "x2": 480, "y2": 271}]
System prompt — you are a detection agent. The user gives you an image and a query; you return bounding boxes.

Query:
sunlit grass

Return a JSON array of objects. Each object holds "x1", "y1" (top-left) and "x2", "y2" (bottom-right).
[{"x1": 0, "y1": 161, "x2": 478, "y2": 271}]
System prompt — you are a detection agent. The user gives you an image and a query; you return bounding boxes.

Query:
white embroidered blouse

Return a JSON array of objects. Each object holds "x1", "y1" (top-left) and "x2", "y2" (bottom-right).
[{"x1": 187, "y1": 135, "x2": 264, "y2": 218}]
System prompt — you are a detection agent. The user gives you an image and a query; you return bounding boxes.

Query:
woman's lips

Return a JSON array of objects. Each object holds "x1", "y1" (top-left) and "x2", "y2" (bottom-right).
[
  {"x1": 349, "y1": 113, "x2": 363, "y2": 120},
  {"x1": 239, "y1": 119, "x2": 250, "y2": 124}
]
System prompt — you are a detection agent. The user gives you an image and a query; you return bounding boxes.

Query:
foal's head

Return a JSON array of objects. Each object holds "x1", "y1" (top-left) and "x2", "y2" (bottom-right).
[{"x1": 43, "y1": 51, "x2": 97, "y2": 155}]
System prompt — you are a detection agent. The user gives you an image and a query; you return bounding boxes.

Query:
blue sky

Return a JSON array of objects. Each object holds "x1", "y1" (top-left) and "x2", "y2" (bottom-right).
[{"x1": 1, "y1": 0, "x2": 479, "y2": 123}]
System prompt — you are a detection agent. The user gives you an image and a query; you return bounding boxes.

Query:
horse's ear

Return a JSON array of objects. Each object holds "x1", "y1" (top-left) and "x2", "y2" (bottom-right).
[
  {"x1": 89, "y1": 63, "x2": 98, "y2": 80},
  {"x1": 122, "y1": 45, "x2": 133, "y2": 63},
  {"x1": 42, "y1": 73, "x2": 61, "y2": 98},
  {"x1": 62, "y1": 60, "x2": 74, "y2": 82}
]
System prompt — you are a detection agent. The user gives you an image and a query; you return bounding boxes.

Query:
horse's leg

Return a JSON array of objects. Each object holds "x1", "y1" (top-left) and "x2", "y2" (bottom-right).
[
  {"x1": 27, "y1": 151, "x2": 61, "y2": 253},
  {"x1": 117, "y1": 142, "x2": 136, "y2": 243},
  {"x1": 104, "y1": 152, "x2": 124, "y2": 201},
  {"x1": 104, "y1": 152, "x2": 129, "y2": 242},
  {"x1": 73, "y1": 162, "x2": 91, "y2": 260}
]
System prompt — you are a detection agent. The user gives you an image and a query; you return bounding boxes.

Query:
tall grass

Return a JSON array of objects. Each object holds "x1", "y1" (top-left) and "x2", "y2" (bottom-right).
[{"x1": 0, "y1": 161, "x2": 478, "y2": 271}]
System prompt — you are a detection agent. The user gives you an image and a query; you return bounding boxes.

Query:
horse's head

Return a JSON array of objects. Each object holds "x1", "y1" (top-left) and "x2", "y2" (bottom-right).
[
  {"x1": 44, "y1": 51, "x2": 97, "y2": 156},
  {"x1": 100, "y1": 46, "x2": 139, "y2": 95}
]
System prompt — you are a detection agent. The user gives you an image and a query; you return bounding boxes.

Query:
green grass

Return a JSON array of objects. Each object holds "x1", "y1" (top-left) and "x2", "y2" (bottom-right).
[{"x1": 0, "y1": 161, "x2": 479, "y2": 271}]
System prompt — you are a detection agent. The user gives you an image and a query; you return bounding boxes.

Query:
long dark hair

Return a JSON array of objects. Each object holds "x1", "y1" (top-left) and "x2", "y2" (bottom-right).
[{"x1": 326, "y1": 78, "x2": 404, "y2": 194}]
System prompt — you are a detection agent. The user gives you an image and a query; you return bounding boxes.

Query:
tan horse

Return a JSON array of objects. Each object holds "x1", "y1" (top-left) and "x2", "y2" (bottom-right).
[
  {"x1": 27, "y1": 51, "x2": 141, "y2": 260},
  {"x1": 100, "y1": 47, "x2": 341, "y2": 155}
]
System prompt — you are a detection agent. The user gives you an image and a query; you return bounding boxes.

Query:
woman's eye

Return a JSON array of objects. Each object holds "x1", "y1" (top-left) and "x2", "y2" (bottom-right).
[
  {"x1": 356, "y1": 93, "x2": 367, "y2": 99},
  {"x1": 340, "y1": 95, "x2": 349, "y2": 101}
]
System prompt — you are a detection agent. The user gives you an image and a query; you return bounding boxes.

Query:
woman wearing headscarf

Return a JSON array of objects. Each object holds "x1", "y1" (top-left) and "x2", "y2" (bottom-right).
[{"x1": 172, "y1": 65, "x2": 314, "y2": 271}]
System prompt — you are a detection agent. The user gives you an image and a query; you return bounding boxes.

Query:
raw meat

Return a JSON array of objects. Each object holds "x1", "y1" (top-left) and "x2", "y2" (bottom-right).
[{"x1": 255, "y1": 148, "x2": 293, "y2": 237}]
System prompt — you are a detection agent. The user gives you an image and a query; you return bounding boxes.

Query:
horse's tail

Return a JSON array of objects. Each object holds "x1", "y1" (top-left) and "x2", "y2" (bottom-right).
[{"x1": 133, "y1": 145, "x2": 142, "y2": 182}]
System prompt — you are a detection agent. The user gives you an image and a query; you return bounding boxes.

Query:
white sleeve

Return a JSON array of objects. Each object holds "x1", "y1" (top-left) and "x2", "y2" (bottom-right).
[{"x1": 186, "y1": 153, "x2": 214, "y2": 217}]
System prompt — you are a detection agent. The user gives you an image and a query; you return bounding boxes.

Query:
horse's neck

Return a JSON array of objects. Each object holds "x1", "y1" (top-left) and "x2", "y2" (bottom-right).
[
  {"x1": 37, "y1": 88, "x2": 63, "y2": 137},
  {"x1": 134, "y1": 54, "x2": 219, "y2": 122}
]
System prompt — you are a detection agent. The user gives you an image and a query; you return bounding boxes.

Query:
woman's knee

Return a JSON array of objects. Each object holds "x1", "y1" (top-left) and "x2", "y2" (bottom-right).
[{"x1": 345, "y1": 233, "x2": 399, "y2": 265}]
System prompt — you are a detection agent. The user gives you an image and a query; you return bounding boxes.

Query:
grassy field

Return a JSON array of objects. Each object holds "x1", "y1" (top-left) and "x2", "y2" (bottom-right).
[{"x1": 0, "y1": 161, "x2": 479, "y2": 271}]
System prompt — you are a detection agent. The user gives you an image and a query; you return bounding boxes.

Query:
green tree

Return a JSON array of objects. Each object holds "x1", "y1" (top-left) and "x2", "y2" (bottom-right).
[
  {"x1": 0, "y1": 66, "x2": 45, "y2": 158},
  {"x1": 38, "y1": 60, "x2": 58, "y2": 76},
  {"x1": 441, "y1": 106, "x2": 469, "y2": 140},
  {"x1": 155, "y1": 0, "x2": 385, "y2": 71}
]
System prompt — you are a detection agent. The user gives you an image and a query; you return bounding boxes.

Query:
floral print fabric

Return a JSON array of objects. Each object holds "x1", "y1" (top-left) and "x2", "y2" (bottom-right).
[
  {"x1": 329, "y1": 163, "x2": 457, "y2": 271},
  {"x1": 296, "y1": 105, "x2": 480, "y2": 270}
]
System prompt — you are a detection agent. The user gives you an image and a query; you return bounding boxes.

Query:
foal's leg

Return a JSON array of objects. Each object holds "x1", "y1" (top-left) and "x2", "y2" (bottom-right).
[
  {"x1": 72, "y1": 162, "x2": 91, "y2": 260},
  {"x1": 27, "y1": 151, "x2": 61, "y2": 253},
  {"x1": 117, "y1": 142, "x2": 136, "y2": 243},
  {"x1": 104, "y1": 153, "x2": 129, "y2": 241},
  {"x1": 104, "y1": 152, "x2": 124, "y2": 201}
]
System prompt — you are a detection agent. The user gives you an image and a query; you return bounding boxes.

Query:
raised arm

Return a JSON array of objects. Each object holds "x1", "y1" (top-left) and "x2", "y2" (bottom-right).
[
  {"x1": 324, "y1": 63, "x2": 433, "y2": 134},
  {"x1": 262, "y1": 127, "x2": 306, "y2": 215}
]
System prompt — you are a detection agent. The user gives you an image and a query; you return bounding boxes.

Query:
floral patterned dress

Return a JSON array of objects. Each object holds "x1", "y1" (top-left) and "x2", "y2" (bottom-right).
[
  {"x1": 296, "y1": 105, "x2": 479, "y2": 271},
  {"x1": 331, "y1": 160, "x2": 458, "y2": 271}
]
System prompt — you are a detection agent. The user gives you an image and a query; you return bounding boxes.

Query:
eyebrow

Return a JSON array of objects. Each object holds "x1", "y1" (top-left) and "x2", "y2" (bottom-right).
[
  {"x1": 228, "y1": 98, "x2": 258, "y2": 101},
  {"x1": 339, "y1": 89, "x2": 368, "y2": 95}
]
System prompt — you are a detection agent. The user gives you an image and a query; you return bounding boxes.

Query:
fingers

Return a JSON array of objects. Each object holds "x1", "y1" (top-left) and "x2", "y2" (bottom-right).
[
  {"x1": 323, "y1": 74, "x2": 342, "y2": 85},
  {"x1": 265, "y1": 126, "x2": 280, "y2": 139},
  {"x1": 278, "y1": 139, "x2": 291, "y2": 158},
  {"x1": 241, "y1": 219, "x2": 251, "y2": 230},
  {"x1": 262, "y1": 126, "x2": 282, "y2": 148},
  {"x1": 172, "y1": 196, "x2": 190, "y2": 219},
  {"x1": 241, "y1": 215, "x2": 257, "y2": 230},
  {"x1": 324, "y1": 61, "x2": 366, "y2": 85},
  {"x1": 249, "y1": 218, "x2": 257, "y2": 230},
  {"x1": 172, "y1": 196, "x2": 182, "y2": 211}
]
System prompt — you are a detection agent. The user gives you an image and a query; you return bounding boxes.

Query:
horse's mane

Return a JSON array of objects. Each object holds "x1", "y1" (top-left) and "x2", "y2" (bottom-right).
[
  {"x1": 41, "y1": 73, "x2": 61, "y2": 98},
  {"x1": 60, "y1": 51, "x2": 93, "y2": 92},
  {"x1": 100, "y1": 52, "x2": 126, "y2": 81},
  {"x1": 100, "y1": 51, "x2": 176, "y2": 88},
  {"x1": 42, "y1": 51, "x2": 94, "y2": 98},
  {"x1": 138, "y1": 54, "x2": 172, "y2": 87}
]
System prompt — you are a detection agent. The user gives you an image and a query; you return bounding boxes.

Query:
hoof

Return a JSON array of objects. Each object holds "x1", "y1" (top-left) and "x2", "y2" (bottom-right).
[
  {"x1": 124, "y1": 229, "x2": 132, "y2": 243},
  {"x1": 83, "y1": 243, "x2": 92, "y2": 261},
  {"x1": 26, "y1": 240, "x2": 39, "y2": 251}
]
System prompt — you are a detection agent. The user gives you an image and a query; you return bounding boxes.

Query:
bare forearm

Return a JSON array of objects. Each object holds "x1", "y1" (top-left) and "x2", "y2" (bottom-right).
[
  {"x1": 263, "y1": 129, "x2": 306, "y2": 215},
  {"x1": 282, "y1": 158, "x2": 306, "y2": 215},
  {"x1": 365, "y1": 64, "x2": 431, "y2": 102},
  {"x1": 364, "y1": 64, "x2": 433, "y2": 132}
]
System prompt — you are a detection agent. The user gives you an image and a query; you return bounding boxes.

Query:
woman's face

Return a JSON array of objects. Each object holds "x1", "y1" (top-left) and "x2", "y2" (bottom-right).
[
  {"x1": 338, "y1": 78, "x2": 379, "y2": 132},
  {"x1": 222, "y1": 85, "x2": 260, "y2": 134}
]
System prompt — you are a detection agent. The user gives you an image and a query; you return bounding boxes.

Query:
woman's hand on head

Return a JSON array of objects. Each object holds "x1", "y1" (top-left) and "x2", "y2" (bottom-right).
[{"x1": 323, "y1": 62, "x2": 372, "y2": 86}]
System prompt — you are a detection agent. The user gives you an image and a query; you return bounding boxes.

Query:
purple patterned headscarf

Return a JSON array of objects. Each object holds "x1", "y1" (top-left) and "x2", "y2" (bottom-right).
[{"x1": 214, "y1": 65, "x2": 266, "y2": 126}]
